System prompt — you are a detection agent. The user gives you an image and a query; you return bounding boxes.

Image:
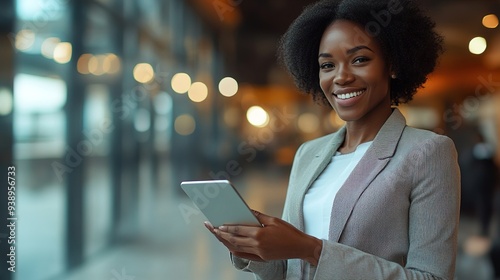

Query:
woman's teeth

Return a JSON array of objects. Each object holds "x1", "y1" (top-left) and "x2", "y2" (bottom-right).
[{"x1": 336, "y1": 90, "x2": 364, "y2": 100}]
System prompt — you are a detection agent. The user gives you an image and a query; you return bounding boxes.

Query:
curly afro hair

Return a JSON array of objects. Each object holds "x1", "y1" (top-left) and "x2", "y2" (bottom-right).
[{"x1": 278, "y1": 0, "x2": 443, "y2": 106}]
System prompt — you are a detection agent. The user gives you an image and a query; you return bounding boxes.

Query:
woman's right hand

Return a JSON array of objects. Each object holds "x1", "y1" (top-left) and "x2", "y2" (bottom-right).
[{"x1": 204, "y1": 221, "x2": 265, "y2": 262}]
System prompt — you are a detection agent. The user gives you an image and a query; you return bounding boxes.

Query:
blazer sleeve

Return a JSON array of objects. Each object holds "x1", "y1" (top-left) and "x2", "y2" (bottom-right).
[
  {"x1": 230, "y1": 255, "x2": 286, "y2": 280},
  {"x1": 310, "y1": 135, "x2": 460, "y2": 280},
  {"x1": 228, "y1": 145, "x2": 309, "y2": 279}
]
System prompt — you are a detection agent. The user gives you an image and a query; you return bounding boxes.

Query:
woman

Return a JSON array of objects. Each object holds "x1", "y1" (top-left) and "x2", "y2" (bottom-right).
[{"x1": 205, "y1": 0, "x2": 460, "y2": 279}]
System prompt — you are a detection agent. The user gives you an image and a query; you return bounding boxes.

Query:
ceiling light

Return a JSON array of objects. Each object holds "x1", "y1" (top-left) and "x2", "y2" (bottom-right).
[
  {"x1": 218, "y1": 77, "x2": 238, "y2": 97},
  {"x1": 171, "y1": 73, "x2": 191, "y2": 94},
  {"x1": 246, "y1": 106, "x2": 269, "y2": 127},
  {"x1": 188, "y1": 82, "x2": 208, "y2": 102},
  {"x1": 483, "y1": 14, "x2": 499, "y2": 29},
  {"x1": 133, "y1": 63, "x2": 155, "y2": 83},
  {"x1": 469, "y1": 37, "x2": 487, "y2": 55}
]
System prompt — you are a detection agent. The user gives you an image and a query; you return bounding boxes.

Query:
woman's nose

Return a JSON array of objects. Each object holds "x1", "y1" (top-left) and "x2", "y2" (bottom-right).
[{"x1": 333, "y1": 65, "x2": 354, "y2": 85}]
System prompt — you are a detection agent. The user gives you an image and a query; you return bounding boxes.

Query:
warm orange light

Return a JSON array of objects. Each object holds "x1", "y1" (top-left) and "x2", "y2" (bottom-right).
[
  {"x1": 171, "y1": 73, "x2": 191, "y2": 94},
  {"x1": 53, "y1": 42, "x2": 72, "y2": 64},
  {"x1": 15, "y1": 29, "x2": 35, "y2": 51},
  {"x1": 483, "y1": 14, "x2": 499, "y2": 29},
  {"x1": 246, "y1": 106, "x2": 269, "y2": 127},
  {"x1": 103, "y1": 53, "x2": 121, "y2": 74},
  {"x1": 133, "y1": 63, "x2": 155, "y2": 83},
  {"x1": 297, "y1": 113, "x2": 319, "y2": 133},
  {"x1": 188, "y1": 82, "x2": 208, "y2": 102},
  {"x1": 175, "y1": 114, "x2": 196, "y2": 135},
  {"x1": 88, "y1": 55, "x2": 106, "y2": 76},
  {"x1": 77, "y1": 54, "x2": 92, "y2": 74}
]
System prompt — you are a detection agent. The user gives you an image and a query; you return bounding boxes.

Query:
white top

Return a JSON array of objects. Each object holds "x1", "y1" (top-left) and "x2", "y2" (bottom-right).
[{"x1": 303, "y1": 141, "x2": 373, "y2": 240}]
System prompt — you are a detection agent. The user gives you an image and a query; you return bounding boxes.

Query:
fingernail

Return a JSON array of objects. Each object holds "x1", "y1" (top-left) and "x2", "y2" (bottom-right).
[{"x1": 218, "y1": 226, "x2": 226, "y2": 231}]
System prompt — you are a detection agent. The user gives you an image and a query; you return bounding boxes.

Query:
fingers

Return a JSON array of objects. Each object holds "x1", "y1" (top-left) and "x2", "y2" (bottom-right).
[
  {"x1": 204, "y1": 221, "x2": 212, "y2": 230},
  {"x1": 250, "y1": 210, "x2": 275, "y2": 225},
  {"x1": 205, "y1": 222, "x2": 261, "y2": 258},
  {"x1": 251, "y1": 209, "x2": 261, "y2": 217},
  {"x1": 214, "y1": 228, "x2": 257, "y2": 249},
  {"x1": 218, "y1": 224, "x2": 258, "y2": 237},
  {"x1": 205, "y1": 222, "x2": 229, "y2": 244},
  {"x1": 204, "y1": 221, "x2": 216, "y2": 234}
]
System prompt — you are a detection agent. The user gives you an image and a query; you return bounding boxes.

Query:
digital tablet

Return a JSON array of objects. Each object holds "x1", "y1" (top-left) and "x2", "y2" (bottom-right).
[{"x1": 180, "y1": 179, "x2": 262, "y2": 227}]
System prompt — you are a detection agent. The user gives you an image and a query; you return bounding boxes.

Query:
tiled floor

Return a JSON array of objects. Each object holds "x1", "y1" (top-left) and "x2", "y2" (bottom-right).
[{"x1": 17, "y1": 158, "x2": 498, "y2": 280}]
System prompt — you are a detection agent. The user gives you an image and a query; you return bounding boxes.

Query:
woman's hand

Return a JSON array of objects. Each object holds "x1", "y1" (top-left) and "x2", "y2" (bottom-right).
[
  {"x1": 205, "y1": 210, "x2": 322, "y2": 265},
  {"x1": 204, "y1": 221, "x2": 265, "y2": 262}
]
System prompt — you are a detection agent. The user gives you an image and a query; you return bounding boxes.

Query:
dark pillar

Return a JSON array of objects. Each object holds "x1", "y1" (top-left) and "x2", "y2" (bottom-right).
[
  {"x1": 0, "y1": 1, "x2": 15, "y2": 278},
  {"x1": 65, "y1": 0, "x2": 85, "y2": 269},
  {"x1": 119, "y1": 0, "x2": 140, "y2": 239},
  {"x1": 110, "y1": 0, "x2": 125, "y2": 245}
]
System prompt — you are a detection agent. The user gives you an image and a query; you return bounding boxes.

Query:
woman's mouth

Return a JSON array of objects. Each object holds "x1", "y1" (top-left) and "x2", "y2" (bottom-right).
[{"x1": 334, "y1": 90, "x2": 365, "y2": 100}]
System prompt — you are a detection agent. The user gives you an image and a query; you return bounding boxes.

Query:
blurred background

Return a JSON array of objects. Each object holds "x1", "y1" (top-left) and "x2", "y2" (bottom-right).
[{"x1": 0, "y1": 0, "x2": 499, "y2": 279}]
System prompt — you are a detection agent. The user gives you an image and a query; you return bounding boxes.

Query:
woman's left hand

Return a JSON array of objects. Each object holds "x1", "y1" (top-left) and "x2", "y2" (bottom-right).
[{"x1": 214, "y1": 210, "x2": 322, "y2": 265}]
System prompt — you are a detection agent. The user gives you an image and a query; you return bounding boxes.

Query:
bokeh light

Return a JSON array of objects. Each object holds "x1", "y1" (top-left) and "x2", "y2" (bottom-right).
[
  {"x1": 469, "y1": 37, "x2": 487, "y2": 55},
  {"x1": 53, "y1": 42, "x2": 72, "y2": 64},
  {"x1": 246, "y1": 106, "x2": 269, "y2": 127},
  {"x1": 483, "y1": 14, "x2": 499, "y2": 29},
  {"x1": 218, "y1": 77, "x2": 238, "y2": 97},
  {"x1": 171, "y1": 73, "x2": 191, "y2": 94},
  {"x1": 77, "y1": 54, "x2": 92, "y2": 74},
  {"x1": 297, "y1": 113, "x2": 320, "y2": 133},
  {"x1": 0, "y1": 88, "x2": 13, "y2": 116},
  {"x1": 103, "y1": 53, "x2": 121, "y2": 74},
  {"x1": 134, "y1": 108, "x2": 151, "y2": 132},
  {"x1": 188, "y1": 82, "x2": 208, "y2": 102},
  {"x1": 329, "y1": 111, "x2": 345, "y2": 128},
  {"x1": 41, "y1": 37, "x2": 60, "y2": 59},
  {"x1": 175, "y1": 114, "x2": 196, "y2": 135},
  {"x1": 133, "y1": 63, "x2": 155, "y2": 83},
  {"x1": 88, "y1": 55, "x2": 105, "y2": 76},
  {"x1": 15, "y1": 29, "x2": 35, "y2": 51}
]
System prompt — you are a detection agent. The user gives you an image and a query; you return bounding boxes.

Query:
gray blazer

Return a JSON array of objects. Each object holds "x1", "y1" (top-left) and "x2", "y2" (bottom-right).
[{"x1": 232, "y1": 109, "x2": 460, "y2": 280}]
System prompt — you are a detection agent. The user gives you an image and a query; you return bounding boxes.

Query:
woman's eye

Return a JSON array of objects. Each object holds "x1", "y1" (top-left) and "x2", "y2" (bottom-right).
[
  {"x1": 320, "y1": 62, "x2": 334, "y2": 69},
  {"x1": 353, "y1": 57, "x2": 369, "y2": 64}
]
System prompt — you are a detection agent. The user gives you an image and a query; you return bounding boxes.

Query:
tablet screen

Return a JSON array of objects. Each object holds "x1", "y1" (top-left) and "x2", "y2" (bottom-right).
[{"x1": 180, "y1": 179, "x2": 262, "y2": 227}]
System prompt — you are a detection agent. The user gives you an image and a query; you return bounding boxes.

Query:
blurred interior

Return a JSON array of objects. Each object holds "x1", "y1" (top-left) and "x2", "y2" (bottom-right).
[{"x1": 0, "y1": 0, "x2": 499, "y2": 279}]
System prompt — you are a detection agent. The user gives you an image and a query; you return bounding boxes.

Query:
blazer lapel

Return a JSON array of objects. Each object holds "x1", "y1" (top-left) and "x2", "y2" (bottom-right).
[
  {"x1": 290, "y1": 127, "x2": 346, "y2": 231},
  {"x1": 303, "y1": 127, "x2": 346, "y2": 191},
  {"x1": 329, "y1": 109, "x2": 407, "y2": 242}
]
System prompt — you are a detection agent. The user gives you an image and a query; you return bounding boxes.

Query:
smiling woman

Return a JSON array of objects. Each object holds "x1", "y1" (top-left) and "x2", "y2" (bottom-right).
[
  {"x1": 205, "y1": 1, "x2": 461, "y2": 279},
  {"x1": 278, "y1": 0, "x2": 443, "y2": 108},
  {"x1": 318, "y1": 20, "x2": 392, "y2": 126}
]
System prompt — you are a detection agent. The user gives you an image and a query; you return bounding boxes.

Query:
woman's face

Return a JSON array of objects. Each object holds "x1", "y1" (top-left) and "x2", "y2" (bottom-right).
[{"x1": 318, "y1": 20, "x2": 392, "y2": 122}]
